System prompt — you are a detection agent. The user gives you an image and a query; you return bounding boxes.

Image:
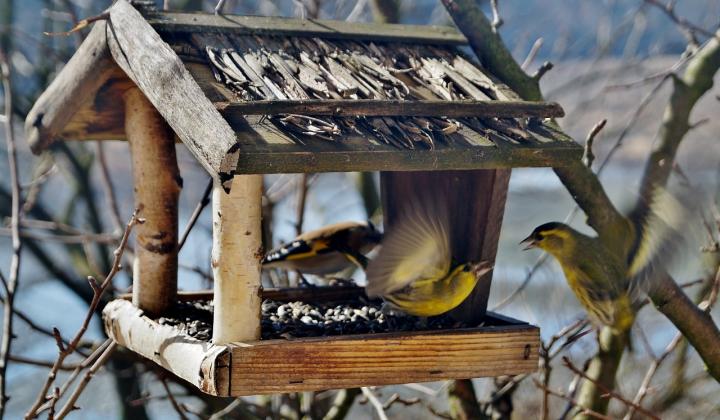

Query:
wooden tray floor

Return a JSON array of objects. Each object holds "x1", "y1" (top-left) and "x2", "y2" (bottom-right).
[{"x1": 104, "y1": 288, "x2": 539, "y2": 396}]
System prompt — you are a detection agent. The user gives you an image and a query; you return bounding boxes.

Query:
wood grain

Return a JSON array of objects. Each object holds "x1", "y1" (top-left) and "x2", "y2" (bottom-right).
[
  {"x1": 106, "y1": 0, "x2": 240, "y2": 191},
  {"x1": 104, "y1": 296, "x2": 539, "y2": 397},
  {"x1": 24, "y1": 20, "x2": 120, "y2": 153},
  {"x1": 149, "y1": 12, "x2": 467, "y2": 45},
  {"x1": 225, "y1": 325, "x2": 538, "y2": 395},
  {"x1": 215, "y1": 99, "x2": 565, "y2": 118},
  {"x1": 380, "y1": 170, "x2": 509, "y2": 324}
]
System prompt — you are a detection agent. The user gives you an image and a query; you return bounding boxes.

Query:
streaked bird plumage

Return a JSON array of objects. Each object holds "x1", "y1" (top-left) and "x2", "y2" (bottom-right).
[
  {"x1": 365, "y1": 200, "x2": 491, "y2": 317},
  {"x1": 262, "y1": 221, "x2": 382, "y2": 276}
]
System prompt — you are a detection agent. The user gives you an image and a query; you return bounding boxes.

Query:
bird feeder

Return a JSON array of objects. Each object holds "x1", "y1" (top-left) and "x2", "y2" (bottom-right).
[{"x1": 25, "y1": 0, "x2": 581, "y2": 397}]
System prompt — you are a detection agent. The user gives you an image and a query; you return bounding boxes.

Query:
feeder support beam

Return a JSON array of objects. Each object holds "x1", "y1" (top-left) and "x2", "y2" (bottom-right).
[
  {"x1": 125, "y1": 87, "x2": 181, "y2": 316},
  {"x1": 212, "y1": 175, "x2": 263, "y2": 344}
]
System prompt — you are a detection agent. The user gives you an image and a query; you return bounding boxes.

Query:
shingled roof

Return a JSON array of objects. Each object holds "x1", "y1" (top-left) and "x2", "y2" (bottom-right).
[{"x1": 25, "y1": 0, "x2": 580, "y2": 190}]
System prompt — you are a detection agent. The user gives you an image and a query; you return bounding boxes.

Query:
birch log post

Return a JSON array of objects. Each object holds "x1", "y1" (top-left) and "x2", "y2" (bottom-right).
[
  {"x1": 125, "y1": 87, "x2": 181, "y2": 316},
  {"x1": 212, "y1": 175, "x2": 263, "y2": 344}
]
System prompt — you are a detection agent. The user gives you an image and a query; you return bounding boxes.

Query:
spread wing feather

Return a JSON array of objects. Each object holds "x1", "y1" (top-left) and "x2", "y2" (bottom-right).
[
  {"x1": 365, "y1": 201, "x2": 451, "y2": 297},
  {"x1": 627, "y1": 186, "x2": 701, "y2": 300}
]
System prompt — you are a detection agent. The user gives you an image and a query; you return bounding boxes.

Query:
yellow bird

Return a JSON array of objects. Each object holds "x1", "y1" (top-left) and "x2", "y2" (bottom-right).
[
  {"x1": 365, "y1": 202, "x2": 492, "y2": 317},
  {"x1": 521, "y1": 188, "x2": 693, "y2": 334},
  {"x1": 262, "y1": 221, "x2": 382, "y2": 276}
]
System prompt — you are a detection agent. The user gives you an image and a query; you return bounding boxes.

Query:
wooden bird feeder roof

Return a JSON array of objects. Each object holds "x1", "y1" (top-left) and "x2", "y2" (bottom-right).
[
  {"x1": 25, "y1": 1, "x2": 550, "y2": 396},
  {"x1": 26, "y1": 1, "x2": 580, "y2": 191}
]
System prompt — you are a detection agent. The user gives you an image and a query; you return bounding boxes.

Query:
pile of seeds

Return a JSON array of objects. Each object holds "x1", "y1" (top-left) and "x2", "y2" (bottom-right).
[{"x1": 156, "y1": 298, "x2": 472, "y2": 341}]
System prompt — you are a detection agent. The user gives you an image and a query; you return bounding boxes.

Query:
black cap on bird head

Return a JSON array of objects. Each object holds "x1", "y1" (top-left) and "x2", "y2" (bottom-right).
[
  {"x1": 520, "y1": 222, "x2": 567, "y2": 250},
  {"x1": 364, "y1": 220, "x2": 384, "y2": 244}
]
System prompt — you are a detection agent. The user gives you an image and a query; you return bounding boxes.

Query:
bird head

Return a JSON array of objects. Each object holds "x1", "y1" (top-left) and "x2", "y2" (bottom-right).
[
  {"x1": 520, "y1": 222, "x2": 574, "y2": 254},
  {"x1": 458, "y1": 261, "x2": 493, "y2": 279},
  {"x1": 364, "y1": 220, "x2": 384, "y2": 244}
]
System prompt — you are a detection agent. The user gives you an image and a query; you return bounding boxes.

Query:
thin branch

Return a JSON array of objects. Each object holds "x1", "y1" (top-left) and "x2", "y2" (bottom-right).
[
  {"x1": 521, "y1": 38, "x2": 543, "y2": 71},
  {"x1": 0, "y1": 42, "x2": 22, "y2": 419},
  {"x1": 582, "y1": 119, "x2": 608, "y2": 168},
  {"x1": 532, "y1": 61, "x2": 554, "y2": 81},
  {"x1": 25, "y1": 211, "x2": 143, "y2": 419},
  {"x1": 622, "y1": 332, "x2": 684, "y2": 420},
  {"x1": 8, "y1": 356, "x2": 79, "y2": 371},
  {"x1": 361, "y1": 388, "x2": 388, "y2": 420},
  {"x1": 489, "y1": 0, "x2": 503, "y2": 33},
  {"x1": 178, "y1": 178, "x2": 213, "y2": 251},
  {"x1": 0, "y1": 227, "x2": 119, "y2": 244},
  {"x1": 55, "y1": 341, "x2": 117, "y2": 419},
  {"x1": 643, "y1": 0, "x2": 716, "y2": 42},
  {"x1": 562, "y1": 357, "x2": 660, "y2": 420},
  {"x1": 532, "y1": 379, "x2": 612, "y2": 420},
  {"x1": 159, "y1": 377, "x2": 189, "y2": 420},
  {"x1": 95, "y1": 142, "x2": 123, "y2": 233}
]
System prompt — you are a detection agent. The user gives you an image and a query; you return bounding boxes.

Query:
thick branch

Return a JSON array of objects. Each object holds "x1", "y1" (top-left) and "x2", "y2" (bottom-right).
[{"x1": 441, "y1": 0, "x2": 629, "y2": 247}]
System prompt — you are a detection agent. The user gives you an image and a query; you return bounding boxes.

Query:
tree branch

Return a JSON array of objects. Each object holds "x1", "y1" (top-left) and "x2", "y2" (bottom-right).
[{"x1": 0, "y1": 41, "x2": 22, "y2": 419}]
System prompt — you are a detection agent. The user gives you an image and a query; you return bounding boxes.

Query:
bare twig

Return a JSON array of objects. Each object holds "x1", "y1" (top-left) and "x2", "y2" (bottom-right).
[
  {"x1": 0, "y1": 43, "x2": 22, "y2": 419},
  {"x1": 532, "y1": 61, "x2": 554, "y2": 81},
  {"x1": 643, "y1": 0, "x2": 716, "y2": 43},
  {"x1": 295, "y1": 174, "x2": 310, "y2": 236},
  {"x1": 159, "y1": 377, "x2": 189, "y2": 420},
  {"x1": 622, "y1": 332, "x2": 683, "y2": 420},
  {"x1": 0, "y1": 227, "x2": 119, "y2": 244},
  {"x1": 55, "y1": 339, "x2": 113, "y2": 399},
  {"x1": 346, "y1": 0, "x2": 368, "y2": 21},
  {"x1": 178, "y1": 178, "x2": 213, "y2": 251},
  {"x1": 582, "y1": 119, "x2": 608, "y2": 168},
  {"x1": 25, "y1": 211, "x2": 143, "y2": 419},
  {"x1": 7, "y1": 355, "x2": 80, "y2": 371},
  {"x1": 382, "y1": 393, "x2": 420, "y2": 409},
  {"x1": 95, "y1": 142, "x2": 123, "y2": 233},
  {"x1": 361, "y1": 387, "x2": 388, "y2": 420},
  {"x1": 562, "y1": 357, "x2": 660, "y2": 420},
  {"x1": 489, "y1": 0, "x2": 503, "y2": 33},
  {"x1": 55, "y1": 341, "x2": 117, "y2": 419},
  {"x1": 521, "y1": 38, "x2": 543, "y2": 71},
  {"x1": 532, "y1": 379, "x2": 611, "y2": 420}
]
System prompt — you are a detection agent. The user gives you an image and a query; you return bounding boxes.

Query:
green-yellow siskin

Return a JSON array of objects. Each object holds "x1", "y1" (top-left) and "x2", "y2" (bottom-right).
[
  {"x1": 262, "y1": 221, "x2": 382, "y2": 276},
  {"x1": 521, "y1": 188, "x2": 693, "y2": 334},
  {"x1": 365, "y1": 202, "x2": 491, "y2": 317}
]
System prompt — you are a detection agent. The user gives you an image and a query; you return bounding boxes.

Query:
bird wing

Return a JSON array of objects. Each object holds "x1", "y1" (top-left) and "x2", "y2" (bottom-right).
[
  {"x1": 365, "y1": 203, "x2": 451, "y2": 297},
  {"x1": 626, "y1": 186, "x2": 700, "y2": 299}
]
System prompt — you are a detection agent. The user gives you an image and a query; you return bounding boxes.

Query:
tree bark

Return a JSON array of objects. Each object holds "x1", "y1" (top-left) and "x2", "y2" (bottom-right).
[
  {"x1": 125, "y1": 87, "x2": 180, "y2": 316},
  {"x1": 211, "y1": 175, "x2": 263, "y2": 344}
]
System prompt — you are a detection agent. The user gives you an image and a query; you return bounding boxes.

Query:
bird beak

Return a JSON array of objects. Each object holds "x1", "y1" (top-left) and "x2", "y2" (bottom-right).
[
  {"x1": 520, "y1": 235, "x2": 537, "y2": 251},
  {"x1": 473, "y1": 261, "x2": 493, "y2": 278}
]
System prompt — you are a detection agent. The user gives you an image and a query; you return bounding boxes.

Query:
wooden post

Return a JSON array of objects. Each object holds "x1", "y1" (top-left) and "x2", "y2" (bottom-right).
[
  {"x1": 212, "y1": 175, "x2": 263, "y2": 344},
  {"x1": 380, "y1": 169, "x2": 510, "y2": 324},
  {"x1": 125, "y1": 87, "x2": 181, "y2": 316}
]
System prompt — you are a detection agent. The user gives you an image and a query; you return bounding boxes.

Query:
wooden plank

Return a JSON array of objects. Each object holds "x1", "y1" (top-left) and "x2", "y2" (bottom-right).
[
  {"x1": 103, "y1": 299, "x2": 229, "y2": 395},
  {"x1": 58, "y1": 68, "x2": 133, "y2": 141},
  {"x1": 380, "y1": 170, "x2": 508, "y2": 324},
  {"x1": 215, "y1": 99, "x2": 565, "y2": 118},
  {"x1": 104, "y1": 298, "x2": 538, "y2": 397},
  {"x1": 106, "y1": 0, "x2": 240, "y2": 191},
  {"x1": 149, "y1": 12, "x2": 467, "y2": 45},
  {"x1": 227, "y1": 325, "x2": 538, "y2": 395},
  {"x1": 24, "y1": 20, "x2": 119, "y2": 153},
  {"x1": 450, "y1": 168, "x2": 511, "y2": 322}
]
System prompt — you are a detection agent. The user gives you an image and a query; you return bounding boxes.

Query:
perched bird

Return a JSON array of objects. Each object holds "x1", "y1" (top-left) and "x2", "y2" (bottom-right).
[
  {"x1": 262, "y1": 221, "x2": 382, "y2": 276},
  {"x1": 521, "y1": 188, "x2": 693, "y2": 334},
  {"x1": 365, "y1": 200, "x2": 492, "y2": 317}
]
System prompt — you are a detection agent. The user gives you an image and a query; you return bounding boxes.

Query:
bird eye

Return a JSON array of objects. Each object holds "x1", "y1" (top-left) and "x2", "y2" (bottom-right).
[{"x1": 462, "y1": 265, "x2": 471, "y2": 272}]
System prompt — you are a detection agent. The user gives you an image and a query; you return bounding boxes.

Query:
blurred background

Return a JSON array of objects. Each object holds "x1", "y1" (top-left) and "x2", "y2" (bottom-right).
[{"x1": 1, "y1": 0, "x2": 719, "y2": 418}]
